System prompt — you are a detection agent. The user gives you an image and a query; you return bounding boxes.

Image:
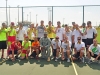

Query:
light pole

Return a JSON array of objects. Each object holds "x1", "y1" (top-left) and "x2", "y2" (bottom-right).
[
  {"x1": 36, "y1": 14, "x2": 38, "y2": 24},
  {"x1": 17, "y1": 5, "x2": 20, "y2": 24},
  {"x1": 9, "y1": 5, "x2": 10, "y2": 25},
  {"x1": 6, "y1": 0, "x2": 8, "y2": 26},
  {"x1": 30, "y1": 12, "x2": 31, "y2": 22}
]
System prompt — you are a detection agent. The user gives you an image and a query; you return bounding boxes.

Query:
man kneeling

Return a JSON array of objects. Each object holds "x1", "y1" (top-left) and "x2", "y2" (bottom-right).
[
  {"x1": 87, "y1": 39, "x2": 100, "y2": 63},
  {"x1": 72, "y1": 37, "x2": 85, "y2": 63},
  {"x1": 61, "y1": 36, "x2": 71, "y2": 62},
  {"x1": 20, "y1": 36, "x2": 31, "y2": 59},
  {"x1": 30, "y1": 37, "x2": 40, "y2": 59},
  {"x1": 9, "y1": 38, "x2": 21, "y2": 61}
]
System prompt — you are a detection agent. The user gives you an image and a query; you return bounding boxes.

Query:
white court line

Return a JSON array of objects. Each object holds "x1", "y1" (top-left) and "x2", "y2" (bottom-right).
[{"x1": 71, "y1": 58, "x2": 78, "y2": 75}]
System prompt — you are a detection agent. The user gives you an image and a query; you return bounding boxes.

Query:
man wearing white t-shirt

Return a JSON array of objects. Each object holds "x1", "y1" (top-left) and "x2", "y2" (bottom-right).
[
  {"x1": 61, "y1": 36, "x2": 71, "y2": 62},
  {"x1": 87, "y1": 39, "x2": 100, "y2": 63},
  {"x1": 81, "y1": 23, "x2": 87, "y2": 47},
  {"x1": 86, "y1": 21, "x2": 97, "y2": 49},
  {"x1": 51, "y1": 36, "x2": 61, "y2": 61},
  {"x1": 16, "y1": 23, "x2": 26, "y2": 44},
  {"x1": 64, "y1": 24, "x2": 72, "y2": 42},
  {"x1": 72, "y1": 24, "x2": 82, "y2": 48},
  {"x1": 72, "y1": 37, "x2": 85, "y2": 63},
  {"x1": 55, "y1": 21, "x2": 64, "y2": 42}
]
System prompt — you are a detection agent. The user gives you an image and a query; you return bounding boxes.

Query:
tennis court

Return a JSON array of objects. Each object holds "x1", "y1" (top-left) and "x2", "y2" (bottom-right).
[
  {"x1": 0, "y1": 53, "x2": 100, "y2": 75},
  {"x1": 0, "y1": 29, "x2": 100, "y2": 75}
]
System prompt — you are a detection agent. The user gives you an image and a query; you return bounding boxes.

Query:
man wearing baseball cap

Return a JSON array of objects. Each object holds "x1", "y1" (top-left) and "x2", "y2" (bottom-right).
[{"x1": 40, "y1": 32, "x2": 51, "y2": 61}]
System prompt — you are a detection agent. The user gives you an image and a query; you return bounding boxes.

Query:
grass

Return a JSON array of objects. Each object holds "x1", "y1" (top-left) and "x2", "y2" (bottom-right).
[{"x1": 96, "y1": 29, "x2": 100, "y2": 43}]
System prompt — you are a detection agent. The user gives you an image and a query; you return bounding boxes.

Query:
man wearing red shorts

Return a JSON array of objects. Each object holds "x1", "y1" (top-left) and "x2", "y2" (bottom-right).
[
  {"x1": 9, "y1": 38, "x2": 21, "y2": 61},
  {"x1": 7, "y1": 22, "x2": 16, "y2": 57},
  {"x1": 20, "y1": 36, "x2": 31, "y2": 59}
]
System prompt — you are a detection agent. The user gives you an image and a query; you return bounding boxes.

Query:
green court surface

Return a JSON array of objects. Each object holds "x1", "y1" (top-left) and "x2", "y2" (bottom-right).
[{"x1": 0, "y1": 58, "x2": 100, "y2": 75}]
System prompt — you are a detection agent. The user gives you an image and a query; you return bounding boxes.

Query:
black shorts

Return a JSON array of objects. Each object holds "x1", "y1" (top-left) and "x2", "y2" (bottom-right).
[
  {"x1": 90, "y1": 52, "x2": 100, "y2": 60},
  {"x1": 53, "y1": 49, "x2": 57, "y2": 57},
  {"x1": 71, "y1": 43, "x2": 75, "y2": 49},
  {"x1": 73, "y1": 52, "x2": 80, "y2": 58},
  {"x1": 82, "y1": 39, "x2": 87, "y2": 47},
  {"x1": 0, "y1": 41, "x2": 7, "y2": 49},
  {"x1": 9, "y1": 50, "x2": 18, "y2": 55},
  {"x1": 37, "y1": 38, "x2": 40, "y2": 41},
  {"x1": 87, "y1": 38, "x2": 93, "y2": 45},
  {"x1": 29, "y1": 39, "x2": 34, "y2": 43},
  {"x1": 50, "y1": 38, "x2": 54, "y2": 41},
  {"x1": 30, "y1": 50, "x2": 41, "y2": 58}
]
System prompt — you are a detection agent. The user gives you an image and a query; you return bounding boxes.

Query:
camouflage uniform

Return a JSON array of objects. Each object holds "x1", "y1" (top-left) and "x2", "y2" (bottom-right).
[{"x1": 40, "y1": 37, "x2": 51, "y2": 58}]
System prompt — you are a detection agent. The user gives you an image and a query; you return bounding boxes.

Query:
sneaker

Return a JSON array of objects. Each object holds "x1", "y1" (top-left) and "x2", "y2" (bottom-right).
[
  {"x1": 67, "y1": 58, "x2": 70, "y2": 62},
  {"x1": 88, "y1": 60, "x2": 92, "y2": 64},
  {"x1": 55, "y1": 58, "x2": 58, "y2": 62}
]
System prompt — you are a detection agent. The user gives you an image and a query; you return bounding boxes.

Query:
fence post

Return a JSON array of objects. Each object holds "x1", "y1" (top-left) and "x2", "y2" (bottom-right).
[
  {"x1": 22, "y1": 7, "x2": 23, "y2": 23},
  {"x1": 83, "y1": 6, "x2": 84, "y2": 23},
  {"x1": 52, "y1": 6, "x2": 53, "y2": 25}
]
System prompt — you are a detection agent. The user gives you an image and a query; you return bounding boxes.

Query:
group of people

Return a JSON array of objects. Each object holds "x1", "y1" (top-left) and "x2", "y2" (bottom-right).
[{"x1": 0, "y1": 20, "x2": 100, "y2": 64}]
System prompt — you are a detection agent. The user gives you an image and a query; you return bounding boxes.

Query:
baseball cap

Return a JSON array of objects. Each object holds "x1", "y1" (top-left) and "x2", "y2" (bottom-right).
[
  {"x1": 11, "y1": 22, "x2": 15, "y2": 25},
  {"x1": 25, "y1": 36, "x2": 29, "y2": 38}
]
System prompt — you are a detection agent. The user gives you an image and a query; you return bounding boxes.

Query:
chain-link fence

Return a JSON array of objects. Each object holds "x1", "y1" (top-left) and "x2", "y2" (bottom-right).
[{"x1": 0, "y1": 5, "x2": 100, "y2": 26}]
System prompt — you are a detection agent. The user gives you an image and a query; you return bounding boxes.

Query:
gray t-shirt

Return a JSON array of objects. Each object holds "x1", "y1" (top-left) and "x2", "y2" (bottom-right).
[{"x1": 37, "y1": 26, "x2": 45, "y2": 38}]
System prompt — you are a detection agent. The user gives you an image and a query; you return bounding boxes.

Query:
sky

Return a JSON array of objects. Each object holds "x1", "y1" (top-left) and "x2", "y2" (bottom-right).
[{"x1": 0, "y1": 0, "x2": 100, "y2": 26}]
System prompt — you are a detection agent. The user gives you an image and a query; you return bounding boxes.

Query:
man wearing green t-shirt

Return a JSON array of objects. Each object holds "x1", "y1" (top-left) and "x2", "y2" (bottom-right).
[
  {"x1": 0, "y1": 23, "x2": 8, "y2": 58},
  {"x1": 20, "y1": 36, "x2": 31, "y2": 59},
  {"x1": 87, "y1": 39, "x2": 100, "y2": 63}
]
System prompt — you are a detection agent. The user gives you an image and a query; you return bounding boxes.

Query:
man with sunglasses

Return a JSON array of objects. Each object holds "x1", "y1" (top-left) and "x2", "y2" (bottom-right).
[
  {"x1": 51, "y1": 36, "x2": 61, "y2": 61},
  {"x1": 86, "y1": 21, "x2": 97, "y2": 50},
  {"x1": 72, "y1": 37, "x2": 85, "y2": 63}
]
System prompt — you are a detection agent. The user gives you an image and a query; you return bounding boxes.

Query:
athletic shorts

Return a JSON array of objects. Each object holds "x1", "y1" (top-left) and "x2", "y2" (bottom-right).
[
  {"x1": 82, "y1": 39, "x2": 87, "y2": 47},
  {"x1": 9, "y1": 50, "x2": 18, "y2": 55},
  {"x1": 73, "y1": 52, "x2": 80, "y2": 58},
  {"x1": 89, "y1": 52, "x2": 100, "y2": 60},
  {"x1": 37, "y1": 38, "x2": 40, "y2": 41},
  {"x1": 87, "y1": 38, "x2": 93, "y2": 45},
  {"x1": 8, "y1": 36, "x2": 16, "y2": 43},
  {"x1": 30, "y1": 50, "x2": 41, "y2": 58},
  {"x1": 71, "y1": 43, "x2": 75, "y2": 49},
  {"x1": 50, "y1": 38, "x2": 54, "y2": 41},
  {"x1": 0, "y1": 41, "x2": 7, "y2": 49},
  {"x1": 53, "y1": 49, "x2": 57, "y2": 57}
]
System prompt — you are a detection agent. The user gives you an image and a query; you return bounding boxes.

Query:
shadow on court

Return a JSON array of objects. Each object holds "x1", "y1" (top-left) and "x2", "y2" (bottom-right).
[
  {"x1": 3, "y1": 58, "x2": 72, "y2": 67},
  {"x1": 87, "y1": 63, "x2": 100, "y2": 70}
]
